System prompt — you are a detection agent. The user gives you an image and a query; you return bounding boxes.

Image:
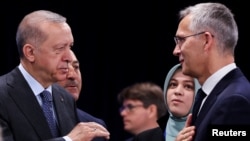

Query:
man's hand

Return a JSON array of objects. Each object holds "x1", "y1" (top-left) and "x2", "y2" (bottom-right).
[
  {"x1": 67, "y1": 122, "x2": 110, "y2": 141},
  {"x1": 175, "y1": 114, "x2": 195, "y2": 141}
]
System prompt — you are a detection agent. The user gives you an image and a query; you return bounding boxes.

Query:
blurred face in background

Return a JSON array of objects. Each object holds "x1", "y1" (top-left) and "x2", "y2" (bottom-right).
[
  {"x1": 120, "y1": 99, "x2": 153, "y2": 135},
  {"x1": 57, "y1": 50, "x2": 82, "y2": 100}
]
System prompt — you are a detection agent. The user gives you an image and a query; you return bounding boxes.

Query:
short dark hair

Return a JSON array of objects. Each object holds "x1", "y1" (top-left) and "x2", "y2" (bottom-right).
[{"x1": 118, "y1": 82, "x2": 166, "y2": 118}]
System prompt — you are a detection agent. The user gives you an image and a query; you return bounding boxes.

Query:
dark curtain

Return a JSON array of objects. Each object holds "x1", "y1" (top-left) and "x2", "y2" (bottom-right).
[{"x1": 3, "y1": 0, "x2": 248, "y2": 140}]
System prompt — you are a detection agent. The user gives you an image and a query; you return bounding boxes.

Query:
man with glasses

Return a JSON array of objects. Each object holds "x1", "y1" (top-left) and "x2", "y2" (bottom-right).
[
  {"x1": 173, "y1": 2, "x2": 250, "y2": 141},
  {"x1": 174, "y1": 31, "x2": 207, "y2": 47},
  {"x1": 117, "y1": 82, "x2": 166, "y2": 141}
]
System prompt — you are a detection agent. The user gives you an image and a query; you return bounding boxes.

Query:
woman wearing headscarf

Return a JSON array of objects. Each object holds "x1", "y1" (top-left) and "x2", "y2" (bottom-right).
[{"x1": 157, "y1": 64, "x2": 200, "y2": 141}]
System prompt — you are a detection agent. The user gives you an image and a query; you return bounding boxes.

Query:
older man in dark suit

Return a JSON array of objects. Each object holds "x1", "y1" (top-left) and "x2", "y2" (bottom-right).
[
  {"x1": 0, "y1": 10, "x2": 109, "y2": 141},
  {"x1": 173, "y1": 2, "x2": 250, "y2": 141}
]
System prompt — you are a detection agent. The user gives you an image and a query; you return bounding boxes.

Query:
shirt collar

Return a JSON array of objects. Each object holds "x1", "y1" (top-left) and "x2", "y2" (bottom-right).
[
  {"x1": 202, "y1": 63, "x2": 236, "y2": 95},
  {"x1": 18, "y1": 63, "x2": 52, "y2": 96}
]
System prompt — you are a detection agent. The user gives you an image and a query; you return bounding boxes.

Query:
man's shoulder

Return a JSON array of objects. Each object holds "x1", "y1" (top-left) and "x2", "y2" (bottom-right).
[
  {"x1": 77, "y1": 108, "x2": 106, "y2": 127},
  {"x1": 134, "y1": 127, "x2": 164, "y2": 141}
]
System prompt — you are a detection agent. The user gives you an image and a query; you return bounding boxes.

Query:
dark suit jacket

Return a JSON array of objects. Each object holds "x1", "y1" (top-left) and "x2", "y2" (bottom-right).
[
  {"x1": 0, "y1": 67, "x2": 78, "y2": 141},
  {"x1": 124, "y1": 127, "x2": 164, "y2": 141},
  {"x1": 77, "y1": 109, "x2": 107, "y2": 141},
  {"x1": 157, "y1": 113, "x2": 169, "y2": 137},
  {"x1": 193, "y1": 68, "x2": 250, "y2": 141}
]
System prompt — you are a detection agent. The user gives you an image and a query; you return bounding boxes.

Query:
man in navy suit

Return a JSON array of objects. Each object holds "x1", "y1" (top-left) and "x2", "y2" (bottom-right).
[
  {"x1": 172, "y1": 2, "x2": 250, "y2": 141},
  {"x1": 57, "y1": 50, "x2": 108, "y2": 141},
  {"x1": 0, "y1": 10, "x2": 109, "y2": 141}
]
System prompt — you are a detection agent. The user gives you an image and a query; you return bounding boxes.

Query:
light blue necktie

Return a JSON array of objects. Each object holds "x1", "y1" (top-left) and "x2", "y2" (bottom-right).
[{"x1": 41, "y1": 90, "x2": 59, "y2": 137}]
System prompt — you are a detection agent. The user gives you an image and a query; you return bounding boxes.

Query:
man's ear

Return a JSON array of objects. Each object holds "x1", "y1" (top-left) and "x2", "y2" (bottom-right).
[
  {"x1": 203, "y1": 32, "x2": 214, "y2": 50},
  {"x1": 147, "y1": 104, "x2": 158, "y2": 118},
  {"x1": 23, "y1": 44, "x2": 36, "y2": 62}
]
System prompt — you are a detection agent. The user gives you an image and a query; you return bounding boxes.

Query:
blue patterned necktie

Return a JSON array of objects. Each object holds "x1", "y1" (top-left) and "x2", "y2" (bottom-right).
[
  {"x1": 41, "y1": 90, "x2": 59, "y2": 137},
  {"x1": 192, "y1": 88, "x2": 207, "y2": 125}
]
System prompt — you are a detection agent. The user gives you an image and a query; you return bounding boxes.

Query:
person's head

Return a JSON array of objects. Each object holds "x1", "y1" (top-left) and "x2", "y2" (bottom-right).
[
  {"x1": 16, "y1": 10, "x2": 74, "y2": 87},
  {"x1": 163, "y1": 64, "x2": 200, "y2": 141},
  {"x1": 117, "y1": 82, "x2": 166, "y2": 135},
  {"x1": 163, "y1": 64, "x2": 200, "y2": 118},
  {"x1": 57, "y1": 50, "x2": 82, "y2": 100},
  {"x1": 173, "y1": 3, "x2": 237, "y2": 85}
]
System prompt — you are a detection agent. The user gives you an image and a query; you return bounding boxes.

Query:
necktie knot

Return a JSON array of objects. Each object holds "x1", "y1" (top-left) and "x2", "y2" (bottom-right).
[
  {"x1": 41, "y1": 90, "x2": 52, "y2": 102},
  {"x1": 192, "y1": 88, "x2": 207, "y2": 124},
  {"x1": 195, "y1": 89, "x2": 207, "y2": 103}
]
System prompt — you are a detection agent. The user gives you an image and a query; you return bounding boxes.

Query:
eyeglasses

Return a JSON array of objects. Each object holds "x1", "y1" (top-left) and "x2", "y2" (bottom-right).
[
  {"x1": 174, "y1": 31, "x2": 206, "y2": 45},
  {"x1": 119, "y1": 104, "x2": 144, "y2": 112}
]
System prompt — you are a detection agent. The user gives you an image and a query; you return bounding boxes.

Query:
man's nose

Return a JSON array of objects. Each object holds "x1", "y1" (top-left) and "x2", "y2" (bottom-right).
[
  {"x1": 173, "y1": 45, "x2": 181, "y2": 56},
  {"x1": 63, "y1": 48, "x2": 73, "y2": 62},
  {"x1": 66, "y1": 65, "x2": 76, "y2": 79}
]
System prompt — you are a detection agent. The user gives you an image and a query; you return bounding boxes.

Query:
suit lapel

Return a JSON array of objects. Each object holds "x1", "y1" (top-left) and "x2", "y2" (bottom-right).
[
  {"x1": 7, "y1": 68, "x2": 53, "y2": 139},
  {"x1": 52, "y1": 84, "x2": 78, "y2": 135},
  {"x1": 52, "y1": 86, "x2": 67, "y2": 135},
  {"x1": 195, "y1": 68, "x2": 241, "y2": 126}
]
